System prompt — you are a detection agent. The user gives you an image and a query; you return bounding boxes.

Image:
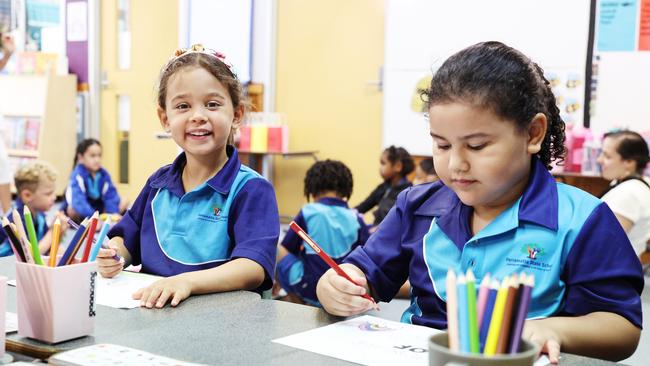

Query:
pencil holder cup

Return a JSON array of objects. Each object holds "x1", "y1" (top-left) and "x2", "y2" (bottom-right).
[
  {"x1": 15, "y1": 259, "x2": 97, "y2": 343},
  {"x1": 429, "y1": 333, "x2": 539, "y2": 366},
  {"x1": 0, "y1": 276, "x2": 6, "y2": 356}
]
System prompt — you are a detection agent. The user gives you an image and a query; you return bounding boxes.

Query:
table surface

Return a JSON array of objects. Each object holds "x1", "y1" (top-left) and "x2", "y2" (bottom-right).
[{"x1": 0, "y1": 258, "x2": 620, "y2": 365}]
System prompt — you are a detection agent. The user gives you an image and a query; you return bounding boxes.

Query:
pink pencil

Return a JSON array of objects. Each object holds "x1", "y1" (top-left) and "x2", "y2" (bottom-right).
[
  {"x1": 476, "y1": 274, "x2": 491, "y2": 329},
  {"x1": 446, "y1": 269, "x2": 460, "y2": 352}
]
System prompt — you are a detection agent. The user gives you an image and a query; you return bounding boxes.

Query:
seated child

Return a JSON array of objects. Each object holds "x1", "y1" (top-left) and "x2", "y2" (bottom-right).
[
  {"x1": 97, "y1": 45, "x2": 280, "y2": 309},
  {"x1": 412, "y1": 158, "x2": 438, "y2": 185},
  {"x1": 317, "y1": 42, "x2": 642, "y2": 363},
  {"x1": 355, "y1": 146, "x2": 414, "y2": 226},
  {"x1": 64, "y1": 138, "x2": 127, "y2": 222},
  {"x1": 276, "y1": 159, "x2": 370, "y2": 306},
  {"x1": 0, "y1": 161, "x2": 69, "y2": 256}
]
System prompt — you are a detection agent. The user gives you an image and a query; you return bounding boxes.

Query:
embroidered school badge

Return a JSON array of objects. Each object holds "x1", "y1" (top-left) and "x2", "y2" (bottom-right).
[{"x1": 213, "y1": 207, "x2": 221, "y2": 216}]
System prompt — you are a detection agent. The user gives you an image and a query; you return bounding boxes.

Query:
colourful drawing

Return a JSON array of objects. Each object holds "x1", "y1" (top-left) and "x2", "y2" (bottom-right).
[{"x1": 357, "y1": 321, "x2": 395, "y2": 332}]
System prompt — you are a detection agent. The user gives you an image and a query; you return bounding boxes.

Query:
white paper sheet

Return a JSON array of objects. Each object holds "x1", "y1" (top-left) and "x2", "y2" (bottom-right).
[
  {"x1": 50, "y1": 343, "x2": 206, "y2": 366},
  {"x1": 96, "y1": 271, "x2": 161, "y2": 309},
  {"x1": 5, "y1": 311, "x2": 17, "y2": 333},
  {"x1": 273, "y1": 315, "x2": 440, "y2": 365}
]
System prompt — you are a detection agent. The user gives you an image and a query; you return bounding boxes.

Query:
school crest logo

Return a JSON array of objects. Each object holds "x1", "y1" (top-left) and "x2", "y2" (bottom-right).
[
  {"x1": 505, "y1": 243, "x2": 552, "y2": 271},
  {"x1": 213, "y1": 207, "x2": 221, "y2": 216},
  {"x1": 521, "y1": 244, "x2": 545, "y2": 260}
]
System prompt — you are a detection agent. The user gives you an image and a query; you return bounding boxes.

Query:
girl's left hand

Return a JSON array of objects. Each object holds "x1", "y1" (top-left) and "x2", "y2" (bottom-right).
[
  {"x1": 523, "y1": 319, "x2": 562, "y2": 364},
  {"x1": 133, "y1": 275, "x2": 192, "y2": 308}
]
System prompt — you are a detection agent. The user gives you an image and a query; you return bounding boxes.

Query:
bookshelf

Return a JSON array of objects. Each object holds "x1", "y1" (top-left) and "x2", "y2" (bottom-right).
[{"x1": 0, "y1": 74, "x2": 77, "y2": 195}]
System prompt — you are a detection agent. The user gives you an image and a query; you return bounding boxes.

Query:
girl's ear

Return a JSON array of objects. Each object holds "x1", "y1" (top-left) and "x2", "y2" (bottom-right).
[
  {"x1": 526, "y1": 113, "x2": 548, "y2": 154},
  {"x1": 232, "y1": 105, "x2": 245, "y2": 130},
  {"x1": 157, "y1": 106, "x2": 170, "y2": 132},
  {"x1": 394, "y1": 160, "x2": 404, "y2": 174}
]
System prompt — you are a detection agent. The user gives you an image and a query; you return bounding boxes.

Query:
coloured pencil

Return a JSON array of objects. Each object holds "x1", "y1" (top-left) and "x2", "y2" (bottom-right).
[
  {"x1": 49, "y1": 218, "x2": 62, "y2": 267},
  {"x1": 479, "y1": 280, "x2": 499, "y2": 352},
  {"x1": 81, "y1": 212, "x2": 99, "y2": 262},
  {"x1": 23, "y1": 206, "x2": 44, "y2": 265},
  {"x1": 496, "y1": 274, "x2": 519, "y2": 354},
  {"x1": 483, "y1": 277, "x2": 510, "y2": 355},
  {"x1": 466, "y1": 269, "x2": 480, "y2": 353},
  {"x1": 457, "y1": 274, "x2": 469, "y2": 353},
  {"x1": 2, "y1": 217, "x2": 26, "y2": 262},
  {"x1": 57, "y1": 218, "x2": 89, "y2": 266},
  {"x1": 89, "y1": 216, "x2": 116, "y2": 262},
  {"x1": 446, "y1": 269, "x2": 460, "y2": 352},
  {"x1": 476, "y1": 274, "x2": 491, "y2": 329},
  {"x1": 289, "y1": 221, "x2": 378, "y2": 308},
  {"x1": 10, "y1": 221, "x2": 34, "y2": 264},
  {"x1": 509, "y1": 273, "x2": 534, "y2": 354}
]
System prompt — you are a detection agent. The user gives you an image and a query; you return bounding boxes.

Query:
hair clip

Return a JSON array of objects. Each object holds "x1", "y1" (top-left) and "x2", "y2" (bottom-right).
[{"x1": 171, "y1": 44, "x2": 237, "y2": 78}]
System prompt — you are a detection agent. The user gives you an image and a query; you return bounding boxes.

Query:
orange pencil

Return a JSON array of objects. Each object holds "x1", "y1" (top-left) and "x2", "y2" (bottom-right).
[
  {"x1": 49, "y1": 218, "x2": 61, "y2": 267},
  {"x1": 496, "y1": 274, "x2": 519, "y2": 354}
]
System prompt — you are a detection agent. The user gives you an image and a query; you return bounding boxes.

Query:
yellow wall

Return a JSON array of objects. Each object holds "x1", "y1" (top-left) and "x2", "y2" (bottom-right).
[
  {"x1": 100, "y1": 0, "x2": 180, "y2": 201},
  {"x1": 275, "y1": 0, "x2": 385, "y2": 217}
]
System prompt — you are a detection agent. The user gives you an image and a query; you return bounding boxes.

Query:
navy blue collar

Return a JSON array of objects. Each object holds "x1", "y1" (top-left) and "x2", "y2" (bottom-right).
[
  {"x1": 415, "y1": 157, "x2": 558, "y2": 235},
  {"x1": 315, "y1": 196, "x2": 349, "y2": 208},
  {"x1": 150, "y1": 145, "x2": 242, "y2": 196}
]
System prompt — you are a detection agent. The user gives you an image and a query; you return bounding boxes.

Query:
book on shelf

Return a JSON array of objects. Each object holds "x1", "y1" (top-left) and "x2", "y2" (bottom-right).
[{"x1": 0, "y1": 116, "x2": 41, "y2": 151}]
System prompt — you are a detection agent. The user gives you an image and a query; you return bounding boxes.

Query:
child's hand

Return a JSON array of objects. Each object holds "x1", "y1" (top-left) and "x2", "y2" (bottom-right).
[
  {"x1": 523, "y1": 319, "x2": 562, "y2": 364},
  {"x1": 96, "y1": 240, "x2": 124, "y2": 278},
  {"x1": 56, "y1": 211, "x2": 71, "y2": 231},
  {"x1": 316, "y1": 264, "x2": 376, "y2": 316},
  {"x1": 133, "y1": 275, "x2": 192, "y2": 308}
]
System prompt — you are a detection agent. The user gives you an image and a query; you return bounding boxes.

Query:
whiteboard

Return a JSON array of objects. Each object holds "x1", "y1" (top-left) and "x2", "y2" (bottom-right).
[{"x1": 383, "y1": 0, "x2": 591, "y2": 155}]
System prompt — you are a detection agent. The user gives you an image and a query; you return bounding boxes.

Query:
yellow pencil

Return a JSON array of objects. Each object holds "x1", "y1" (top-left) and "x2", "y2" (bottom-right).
[
  {"x1": 49, "y1": 218, "x2": 61, "y2": 267},
  {"x1": 483, "y1": 277, "x2": 510, "y2": 355}
]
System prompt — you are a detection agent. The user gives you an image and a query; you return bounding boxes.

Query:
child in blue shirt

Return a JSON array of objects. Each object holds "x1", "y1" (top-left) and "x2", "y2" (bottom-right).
[
  {"x1": 64, "y1": 138, "x2": 125, "y2": 221},
  {"x1": 276, "y1": 159, "x2": 370, "y2": 306},
  {"x1": 97, "y1": 44, "x2": 280, "y2": 309},
  {"x1": 0, "y1": 161, "x2": 69, "y2": 256},
  {"x1": 317, "y1": 42, "x2": 643, "y2": 363},
  {"x1": 355, "y1": 146, "x2": 414, "y2": 227}
]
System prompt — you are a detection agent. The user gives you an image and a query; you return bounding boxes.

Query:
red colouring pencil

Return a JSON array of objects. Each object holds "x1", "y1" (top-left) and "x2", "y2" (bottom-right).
[
  {"x1": 81, "y1": 212, "x2": 99, "y2": 262},
  {"x1": 289, "y1": 221, "x2": 377, "y2": 306}
]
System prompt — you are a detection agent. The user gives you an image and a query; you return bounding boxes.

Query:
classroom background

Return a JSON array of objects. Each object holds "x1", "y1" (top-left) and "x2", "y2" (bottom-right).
[{"x1": 0, "y1": 0, "x2": 649, "y2": 365}]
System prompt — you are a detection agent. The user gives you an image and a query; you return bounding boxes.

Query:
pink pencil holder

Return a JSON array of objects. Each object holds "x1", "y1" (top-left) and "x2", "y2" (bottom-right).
[
  {"x1": 0, "y1": 276, "x2": 6, "y2": 356},
  {"x1": 15, "y1": 259, "x2": 97, "y2": 343}
]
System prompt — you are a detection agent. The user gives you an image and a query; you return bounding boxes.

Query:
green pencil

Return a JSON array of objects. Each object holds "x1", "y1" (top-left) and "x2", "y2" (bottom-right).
[
  {"x1": 466, "y1": 269, "x2": 480, "y2": 353},
  {"x1": 23, "y1": 206, "x2": 44, "y2": 265}
]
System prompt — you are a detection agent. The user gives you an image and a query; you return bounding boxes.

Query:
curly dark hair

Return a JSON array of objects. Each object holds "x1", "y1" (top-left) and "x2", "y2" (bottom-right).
[
  {"x1": 422, "y1": 41, "x2": 566, "y2": 169},
  {"x1": 384, "y1": 146, "x2": 415, "y2": 176},
  {"x1": 304, "y1": 160, "x2": 354, "y2": 200},
  {"x1": 603, "y1": 130, "x2": 650, "y2": 174}
]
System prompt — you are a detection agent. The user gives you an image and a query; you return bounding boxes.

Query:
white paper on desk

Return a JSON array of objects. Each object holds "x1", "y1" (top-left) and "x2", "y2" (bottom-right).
[
  {"x1": 5, "y1": 311, "x2": 17, "y2": 333},
  {"x1": 96, "y1": 271, "x2": 161, "y2": 309},
  {"x1": 273, "y1": 315, "x2": 440, "y2": 365}
]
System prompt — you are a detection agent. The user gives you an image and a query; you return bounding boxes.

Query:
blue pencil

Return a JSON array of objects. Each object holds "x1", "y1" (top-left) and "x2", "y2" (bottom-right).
[
  {"x1": 57, "y1": 218, "x2": 88, "y2": 266},
  {"x1": 89, "y1": 217, "x2": 113, "y2": 262},
  {"x1": 457, "y1": 274, "x2": 469, "y2": 353},
  {"x1": 479, "y1": 279, "x2": 500, "y2": 352}
]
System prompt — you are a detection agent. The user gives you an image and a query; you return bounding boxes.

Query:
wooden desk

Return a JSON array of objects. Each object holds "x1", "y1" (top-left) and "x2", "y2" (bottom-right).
[
  {"x1": 0, "y1": 258, "x2": 620, "y2": 365},
  {"x1": 553, "y1": 172, "x2": 610, "y2": 197}
]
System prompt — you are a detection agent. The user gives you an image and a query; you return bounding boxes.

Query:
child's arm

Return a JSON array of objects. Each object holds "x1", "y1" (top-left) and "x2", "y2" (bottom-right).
[
  {"x1": 133, "y1": 258, "x2": 265, "y2": 308},
  {"x1": 354, "y1": 183, "x2": 384, "y2": 214},
  {"x1": 316, "y1": 263, "x2": 376, "y2": 316},
  {"x1": 38, "y1": 212, "x2": 70, "y2": 253},
  {"x1": 96, "y1": 236, "x2": 131, "y2": 278},
  {"x1": 523, "y1": 312, "x2": 640, "y2": 363},
  {"x1": 68, "y1": 174, "x2": 98, "y2": 218}
]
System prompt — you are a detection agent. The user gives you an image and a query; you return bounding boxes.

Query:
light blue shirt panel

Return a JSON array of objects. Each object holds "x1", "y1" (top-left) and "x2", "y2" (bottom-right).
[
  {"x1": 420, "y1": 185, "x2": 601, "y2": 320},
  {"x1": 151, "y1": 165, "x2": 262, "y2": 265},
  {"x1": 302, "y1": 202, "x2": 360, "y2": 258}
]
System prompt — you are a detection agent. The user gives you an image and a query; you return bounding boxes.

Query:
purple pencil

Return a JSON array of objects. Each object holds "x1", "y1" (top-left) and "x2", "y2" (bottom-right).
[
  {"x1": 508, "y1": 273, "x2": 534, "y2": 353},
  {"x1": 476, "y1": 274, "x2": 491, "y2": 329}
]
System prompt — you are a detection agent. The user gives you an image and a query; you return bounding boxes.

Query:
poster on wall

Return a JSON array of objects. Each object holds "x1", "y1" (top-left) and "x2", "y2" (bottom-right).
[
  {"x1": 640, "y1": 0, "x2": 650, "y2": 50},
  {"x1": 597, "y1": 0, "x2": 638, "y2": 52},
  {"x1": 383, "y1": 0, "x2": 590, "y2": 156}
]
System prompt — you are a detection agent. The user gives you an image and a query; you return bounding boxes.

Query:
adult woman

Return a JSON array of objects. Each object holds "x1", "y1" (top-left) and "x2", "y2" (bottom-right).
[{"x1": 598, "y1": 130, "x2": 650, "y2": 256}]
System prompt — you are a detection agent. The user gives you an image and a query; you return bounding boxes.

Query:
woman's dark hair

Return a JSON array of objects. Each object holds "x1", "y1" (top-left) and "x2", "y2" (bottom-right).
[
  {"x1": 604, "y1": 130, "x2": 650, "y2": 174},
  {"x1": 422, "y1": 41, "x2": 566, "y2": 169},
  {"x1": 384, "y1": 146, "x2": 415, "y2": 176},
  {"x1": 304, "y1": 159, "x2": 353, "y2": 200},
  {"x1": 74, "y1": 138, "x2": 101, "y2": 166},
  {"x1": 419, "y1": 158, "x2": 436, "y2": 176}
]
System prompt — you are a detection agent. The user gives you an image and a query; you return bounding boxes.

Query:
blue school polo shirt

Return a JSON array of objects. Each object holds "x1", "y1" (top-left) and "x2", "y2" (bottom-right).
[
  {"x1": 344, "y1": 158, "x2": 643, "y2": 329},
  {"x1": 108, "y1": 146, "x2": 280, "y2": 291},
  {"x1": 280, "y1": 197, "x2": 370, "y2": 302},
  {"x1": 0, "y1": 199, "x2": 48, "y2": 257}
]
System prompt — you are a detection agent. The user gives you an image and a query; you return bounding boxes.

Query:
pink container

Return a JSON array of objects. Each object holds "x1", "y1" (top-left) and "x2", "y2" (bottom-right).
[{"x1": 15, "y1": 260, "x2": 97, "y2": 343}]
